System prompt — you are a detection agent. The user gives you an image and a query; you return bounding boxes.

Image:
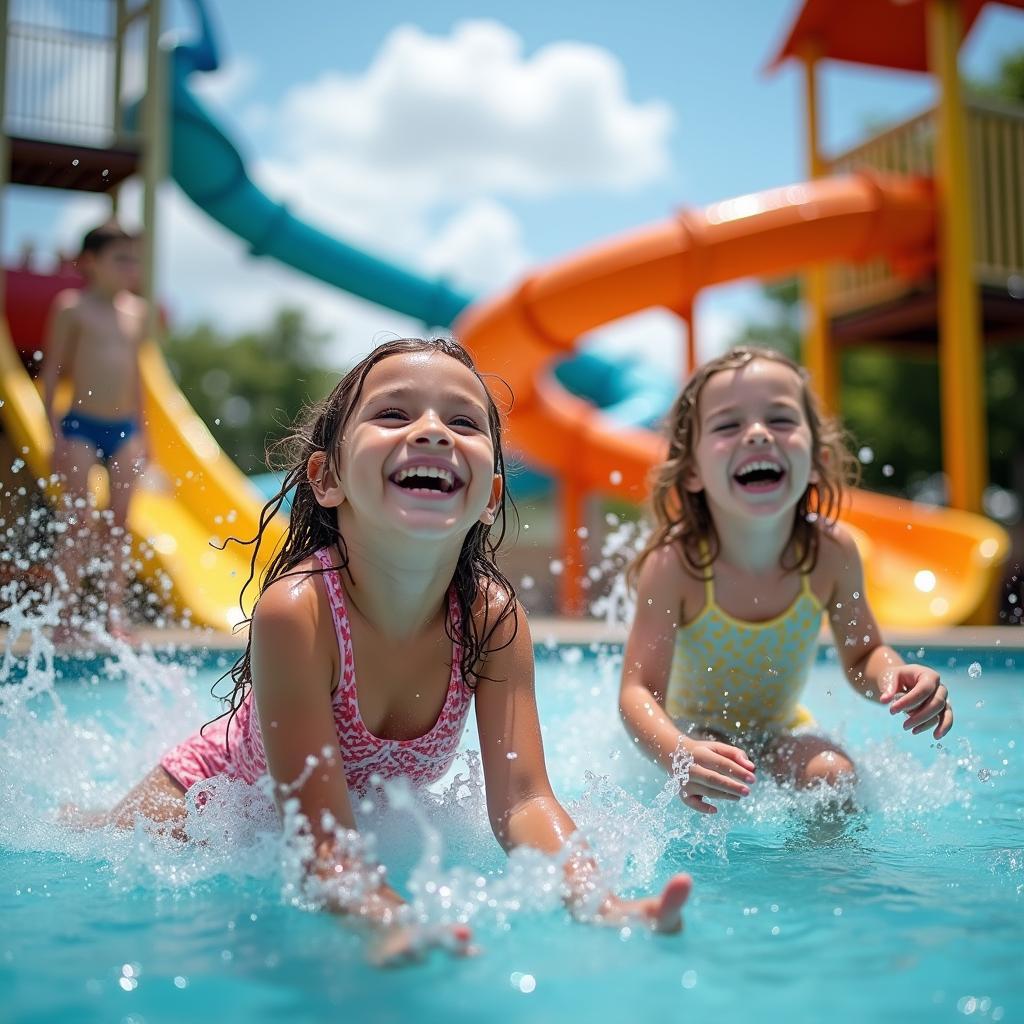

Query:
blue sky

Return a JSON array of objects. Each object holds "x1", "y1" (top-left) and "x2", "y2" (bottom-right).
[{"x1": 5, "y1": 0, "x2": 1024, "y2": 369}]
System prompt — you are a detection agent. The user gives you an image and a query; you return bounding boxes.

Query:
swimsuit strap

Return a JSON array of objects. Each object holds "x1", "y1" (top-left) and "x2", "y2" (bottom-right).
[{"x1": 313, "y1": 546, "x2": 354, "y2": 691}]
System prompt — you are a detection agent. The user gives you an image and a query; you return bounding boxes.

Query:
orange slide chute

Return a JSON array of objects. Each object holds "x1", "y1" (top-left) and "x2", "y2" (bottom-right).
[{"x1": 455, "y1": 173, "x2": 1009, "y2": 626}]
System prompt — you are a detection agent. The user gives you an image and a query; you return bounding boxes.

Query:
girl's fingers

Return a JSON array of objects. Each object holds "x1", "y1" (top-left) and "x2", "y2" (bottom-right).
[
  {"x1": 697, "y1": 761, "x2": 752, "y2": 794},
  {"x1": 933, "y1": 705, "x2": 954, "y2": 739},
  {"x1": 709, "y1": 753, "x2": 756, "y2": 784},
  {"x1": 712, "y1": 743, "x2": 756, "y2": 772},
  {"x1": 903, "y1": 689, "x2": 948, "y2": 731},
  {"x1": 682, "y1": 794, "x2": 717, "y2": 814},
  {"x1": 889, "y1": 684, "x2": 931, "y2": 714},
  {"x1": 910, "y1": 700, "x2": 951, "y2": 735},
  {"x1": 890, "y1": 676, "x2": 942, "y2": 714}
]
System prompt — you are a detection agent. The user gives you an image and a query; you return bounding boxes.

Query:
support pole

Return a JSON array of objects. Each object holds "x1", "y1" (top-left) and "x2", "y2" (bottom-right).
[
  {"x1": 679, "y1": 300, "x2": 697, "y2": 377},
  {"x1": 0, "y1": 0, "x2": 11, "y2": 321},
  {"x1": 558, "y1": 477, "x2": 586, "y2": 616},
  {"x1": 141, "y1": 0, "x2": 166, "y2": 342},
  {"x1": 799, "y1": 46, "x2": 838, "y2": 413},
  {"x1": 926, "y1": 0, "x2": 987, "y2": 513}
]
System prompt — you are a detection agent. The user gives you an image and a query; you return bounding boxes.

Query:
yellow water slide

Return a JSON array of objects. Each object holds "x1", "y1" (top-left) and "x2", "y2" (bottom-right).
[{"x1": 0, "y1": 319, "x2": 283, "y2": 630}]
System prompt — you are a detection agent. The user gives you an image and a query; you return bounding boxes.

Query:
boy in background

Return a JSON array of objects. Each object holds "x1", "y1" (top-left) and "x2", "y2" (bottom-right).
[{"x1": 42, "y1": 222, "x2": 149, "y2": 643}]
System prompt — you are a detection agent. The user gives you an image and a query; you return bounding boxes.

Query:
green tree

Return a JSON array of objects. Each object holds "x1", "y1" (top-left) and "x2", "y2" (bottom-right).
[{"x1": 164, "y1": 308, "x2": 337, "y2": 474}]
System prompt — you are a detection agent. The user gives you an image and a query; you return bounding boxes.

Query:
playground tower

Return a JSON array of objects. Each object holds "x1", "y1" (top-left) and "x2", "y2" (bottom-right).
[
  {"x1": 0, "y1": 0, "x2": 165, "y2": 334},
  {"x1": 770, "y1": 0, "x2": 1024, "y2": 515}
]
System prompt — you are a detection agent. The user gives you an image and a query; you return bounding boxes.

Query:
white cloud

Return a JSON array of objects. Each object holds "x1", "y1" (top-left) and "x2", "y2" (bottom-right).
[{"x1": 270, "y1": 20, "x2": 672, "y2": 202}]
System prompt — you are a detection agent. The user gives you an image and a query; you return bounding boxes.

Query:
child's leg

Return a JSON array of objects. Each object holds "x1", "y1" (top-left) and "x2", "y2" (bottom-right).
[
  {"x1": 762, "y1": 734, "x2": 856, "y2": 789},
  {"x1": 104, "y1": 435, "x2": 146, "y2": 636},
  {"x1": 52, "y1": 439, "x2": 98, "y2": 640},
  {"x1": 61, "y1": 765, "x2": 189, "y2": 838}
]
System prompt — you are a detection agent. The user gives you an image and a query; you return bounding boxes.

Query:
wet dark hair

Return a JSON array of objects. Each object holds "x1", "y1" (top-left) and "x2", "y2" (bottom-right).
[
  {"x1": 212, "y1": 337, "x2": 518, "y2": 738},
  {"x1": 80, "y1": 221, "x2": 137, "y2": 257},
  {"x1": 630, "y1": 345, "x2": 859, "y2": 585}
]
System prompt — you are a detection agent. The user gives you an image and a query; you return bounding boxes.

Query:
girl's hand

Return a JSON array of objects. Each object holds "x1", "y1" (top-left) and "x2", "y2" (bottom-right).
[
  {"x1": 680, "y1": 739, "x2": 756, "y2": 814},
  {"x1": 594, "y1": 873, "x2": 693, "y2": 934},
  {"x1": 879, "y1": 664, "x2": 953, "y2": 739},
  {"x1": 368, "y1": 922, "x2": 476, "y2": 968}
]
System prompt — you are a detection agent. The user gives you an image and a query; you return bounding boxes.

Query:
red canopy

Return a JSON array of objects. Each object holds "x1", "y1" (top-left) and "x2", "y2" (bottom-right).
[{"x1": 767, "y1": 0, "x2": 1024, "y2": 73}]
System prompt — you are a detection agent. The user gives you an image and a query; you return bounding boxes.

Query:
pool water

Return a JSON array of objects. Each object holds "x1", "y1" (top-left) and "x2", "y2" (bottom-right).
[{"x1": 0, "y1": 630, "x2": 1021, "y2": 1024}]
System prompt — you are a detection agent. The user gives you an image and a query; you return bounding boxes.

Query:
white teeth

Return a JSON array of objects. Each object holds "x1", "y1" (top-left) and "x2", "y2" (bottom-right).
[
  {"x1": 735, "y1": 460, "x2": 783, "y2": 476},
  {"x1": 394, "y1": 465, "x2": 455, "y2": 487}
]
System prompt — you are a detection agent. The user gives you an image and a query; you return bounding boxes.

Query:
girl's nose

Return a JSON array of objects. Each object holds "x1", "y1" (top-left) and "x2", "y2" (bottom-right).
[
  {"x1": 412, "y1": 414, "x2": 452, "y2": 447},
  {"x1": 744, "y1": 422, "x2": 772, "y2": 445}
]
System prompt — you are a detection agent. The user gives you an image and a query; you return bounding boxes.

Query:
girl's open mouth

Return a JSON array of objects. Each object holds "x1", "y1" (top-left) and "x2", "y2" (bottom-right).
[
  {"x1": 389, "y1": 464, "x2": 463, "y2": 496},
  {"x1": 733, "y1": 460, "x2": 785, "y2": 491}
]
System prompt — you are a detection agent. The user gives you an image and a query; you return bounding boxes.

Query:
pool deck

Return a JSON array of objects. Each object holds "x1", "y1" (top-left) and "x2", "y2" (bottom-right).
[{"x1": 2, "y1": 620, "x2": 1023, "y2": 656}]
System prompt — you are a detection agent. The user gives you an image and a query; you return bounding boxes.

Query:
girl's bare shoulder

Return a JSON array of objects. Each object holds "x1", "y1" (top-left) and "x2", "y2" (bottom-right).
[
  {"x1": 252, "y1": 557, "x2": 334, "y2": 636},
  {"x1": 637, "y1": 539, "x2": 704, "y2": 604},
  {"x1": 812, "y1": 520, "x2": 862, "y2": 586}
]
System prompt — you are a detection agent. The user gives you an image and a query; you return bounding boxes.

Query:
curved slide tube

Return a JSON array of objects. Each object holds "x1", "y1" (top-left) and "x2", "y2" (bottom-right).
[{"x1": 454, "y1": 173, "x2": 1009, "y2": 626}]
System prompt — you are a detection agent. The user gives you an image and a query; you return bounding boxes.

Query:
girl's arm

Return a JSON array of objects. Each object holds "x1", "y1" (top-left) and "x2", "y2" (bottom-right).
[
  {"x1": 251, "y1": 576, "x2": 472, "y2": 965},
  {"x1": 250, "y1": 575, "x2": 394, "y2": 911},
  {"x1": 618, "y1": 547, "x2": 755, "y2": 813},
  {"x1": 826, "y1": 525, "x2": 953, "y2": 740},
  {"x1": 475, "y1": 596, "x2": 690, "y2": 932}
]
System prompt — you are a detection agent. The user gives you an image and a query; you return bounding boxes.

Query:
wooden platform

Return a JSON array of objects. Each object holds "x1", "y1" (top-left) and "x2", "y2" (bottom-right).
[
  {"x1": 7, "y1": 136, "x2": 139, "y2": 192},
  {"x1": 831, "y1": 281, "x2": 1024, "y2": 347}
]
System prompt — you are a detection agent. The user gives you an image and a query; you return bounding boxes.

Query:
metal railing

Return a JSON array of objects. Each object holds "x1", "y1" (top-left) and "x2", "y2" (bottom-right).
[
  {"x1": 4, "y1": 0, "x2": 142, "y2": 147},
  {"x1": 825, "y1": 99, "x2": 1024, "y2": 315}
]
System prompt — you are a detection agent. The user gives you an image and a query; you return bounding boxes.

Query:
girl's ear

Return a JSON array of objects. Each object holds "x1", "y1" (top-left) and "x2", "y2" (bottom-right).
[
  {"x1": 682, "y1": 462, "x2": 704, "y2": 494},
  {"x1": 479, "y1": 473, "x2": 503, "y2": 525},
  {"x1": 307, "y1": 450, "x2": 345, "y2": 508}
]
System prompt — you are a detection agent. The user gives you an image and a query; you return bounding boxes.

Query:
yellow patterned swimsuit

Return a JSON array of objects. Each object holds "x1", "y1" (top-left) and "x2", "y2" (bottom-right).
[{"x1": 666, "y1": 567, "x2": 823, "y2": 736}]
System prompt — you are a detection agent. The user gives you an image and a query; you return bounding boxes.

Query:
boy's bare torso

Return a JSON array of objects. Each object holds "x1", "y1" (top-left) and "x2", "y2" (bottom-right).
[{"x1": 59, "y1": 289, "x2": 146, "y2": 419}]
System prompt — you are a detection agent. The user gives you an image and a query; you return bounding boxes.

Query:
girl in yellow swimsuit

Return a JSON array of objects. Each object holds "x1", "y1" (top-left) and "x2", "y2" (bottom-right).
[{"x1": 619, "y1": 347, "x2": 953, "y2": 814}]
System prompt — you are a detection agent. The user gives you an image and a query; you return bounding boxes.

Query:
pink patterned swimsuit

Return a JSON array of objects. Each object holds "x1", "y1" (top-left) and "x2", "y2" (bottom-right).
[{"x1": 161, "y1": 548, "x2": 475, "y2": 796}]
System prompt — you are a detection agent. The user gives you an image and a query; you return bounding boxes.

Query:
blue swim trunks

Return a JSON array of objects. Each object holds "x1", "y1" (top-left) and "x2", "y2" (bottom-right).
[{"x1": 60, "y1": 412, "x2": 138, "y2": 464}]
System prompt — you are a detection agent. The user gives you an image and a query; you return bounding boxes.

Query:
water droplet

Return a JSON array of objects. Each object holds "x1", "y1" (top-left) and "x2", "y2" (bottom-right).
[
  {"x1": 681, "y1": 970, "x2": 697, "y2": 989},
  {"x1": 858, "y1": 446, "x2": 874, "y2": 464},
  {"x1": 975, "y1": 699, "x2": 984, "y2": 709},
  {"x1": 977, "y1": 768, "x2": 991, "y2": 782},
  {"x1": 549, "y1": 559, "x2": 563, "y2": 576},
  {"x1": 967, "y1": 662, "x2": 982, "y2": 679},
  {"x1": 882, "y1": 464, "x2": 894, "y2": 477},
  {"x1": 609, "y1": 470, "x2": 622, "y2": 485}
]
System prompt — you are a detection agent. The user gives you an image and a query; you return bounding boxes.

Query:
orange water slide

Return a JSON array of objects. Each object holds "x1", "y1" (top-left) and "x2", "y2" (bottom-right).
[{"x1": 455, "y1": 173, "x2": 1009, "y2": 626}]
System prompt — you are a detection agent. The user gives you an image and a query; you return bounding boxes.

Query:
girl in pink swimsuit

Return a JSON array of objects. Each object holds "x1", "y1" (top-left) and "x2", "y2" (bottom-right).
[{"x1": 82, "y1": 337, "x2": 691, "y2": 965}]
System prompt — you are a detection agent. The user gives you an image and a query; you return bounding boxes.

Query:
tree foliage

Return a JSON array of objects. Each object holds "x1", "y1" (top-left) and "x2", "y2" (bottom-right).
[{"x1": 163, "y1": 308, "x2": 337, "y2": 474}]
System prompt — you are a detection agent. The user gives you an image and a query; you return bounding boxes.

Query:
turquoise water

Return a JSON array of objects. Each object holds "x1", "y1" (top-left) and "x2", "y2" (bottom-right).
[{"x1": 0, "y1": 633, "x2": 1021, "y2": 1024}]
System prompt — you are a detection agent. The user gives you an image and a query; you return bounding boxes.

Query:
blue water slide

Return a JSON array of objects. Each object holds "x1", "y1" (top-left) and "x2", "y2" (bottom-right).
[{"x1": 168, "y1": 1, "x2": 676, "y2": 496}]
